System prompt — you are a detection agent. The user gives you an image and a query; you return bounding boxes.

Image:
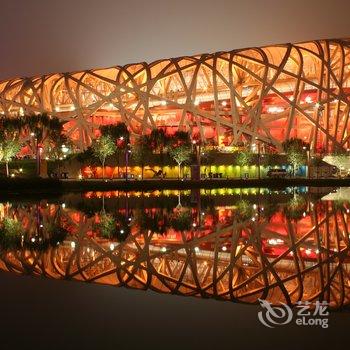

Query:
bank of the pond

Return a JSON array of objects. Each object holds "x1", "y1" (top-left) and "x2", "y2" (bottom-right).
[{"x1": 0, "y1": 177, "x2": 349, "y2": 194}]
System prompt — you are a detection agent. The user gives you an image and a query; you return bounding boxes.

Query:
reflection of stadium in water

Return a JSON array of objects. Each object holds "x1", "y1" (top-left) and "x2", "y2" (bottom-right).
[{"x1": 0, "y1": 187, "x2": 349, "y2": 309}]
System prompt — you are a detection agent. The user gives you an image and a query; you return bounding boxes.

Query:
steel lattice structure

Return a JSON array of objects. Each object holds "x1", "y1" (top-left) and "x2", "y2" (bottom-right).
[
  {"x1": 1, "y1": 39, "x2": 350, "y2": 151},
  {"x1": 0, "y1": 198, "x2": 350, "y2": 309}
]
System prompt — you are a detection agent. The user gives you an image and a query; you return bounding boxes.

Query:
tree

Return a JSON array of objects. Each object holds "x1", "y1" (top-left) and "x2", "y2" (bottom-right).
[
  {"x1": 282, "y1": 138, "x2": 308, "y2": 176},
  {"x1": 132, "y1": 135, "x2": 152, "y2": 179},
  {"x1": 100, "y1": 123, "x2": 130, "y2": 177},
  {"x1": 92, "y1": 135, "x2": 116, "y2": 178},
  {"x1": 0, "y1": 139, "x2": 21, "y2": 176},
  {"x1": 168, "y1": 143, "x2": 192, "y2": 179},
  {"x1": 24, "y1": 114, "x2": 66, "y2": 175},
  {"x1": 310, "y1": 155, "x2": 323, "y2": 178},
  {"x1": 234, "y1": 150, "x2": 253, "y2": 178},
  {"x1": 149, "y1": 128, "x2": 168, "y2": 171},
  {"x1": 100, "y1": 122, "x2": 130, "y2": 143},
  {"x1": 329, "y1": 148, "x2": 348, "y2": 177}
]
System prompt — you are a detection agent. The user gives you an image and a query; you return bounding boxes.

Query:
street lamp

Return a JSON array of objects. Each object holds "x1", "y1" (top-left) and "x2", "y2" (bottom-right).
[
  {"x1": 192, "y1": 139, "x2": 201, "y2": 180},
  {"x1": 303, "y1": 145, "x2": 310, "y2": 178},
  {"x1": 125, "y1": 143, "x2": 131, "y2": 181}
]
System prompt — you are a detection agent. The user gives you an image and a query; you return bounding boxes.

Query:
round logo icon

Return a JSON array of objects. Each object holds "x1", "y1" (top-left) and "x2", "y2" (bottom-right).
[{"x1": 258, "y1": 299, "x2": 293, "y2": 328}]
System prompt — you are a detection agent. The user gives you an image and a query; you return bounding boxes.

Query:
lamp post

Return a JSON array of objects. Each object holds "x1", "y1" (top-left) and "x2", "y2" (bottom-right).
[
  {"x1": 303, "y1": 146, "x2": 310, "y2": 178},
  {"x1": 125, "y1": 143, "x2": 131, "y2": 181},
  {"x1": 192, "y1": 140, "x2": 201, "y2": 180}
]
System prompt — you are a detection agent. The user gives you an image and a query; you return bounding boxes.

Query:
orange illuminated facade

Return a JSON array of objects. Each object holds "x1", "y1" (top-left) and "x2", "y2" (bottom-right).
[{"x1": 1, "y1": 38, "x2": 350, "y2": 152}]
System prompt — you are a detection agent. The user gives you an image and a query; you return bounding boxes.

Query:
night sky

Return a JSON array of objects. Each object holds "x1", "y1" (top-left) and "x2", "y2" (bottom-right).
[{"x1": 0, "y1": 0, "x2": 350, "y2": 80}]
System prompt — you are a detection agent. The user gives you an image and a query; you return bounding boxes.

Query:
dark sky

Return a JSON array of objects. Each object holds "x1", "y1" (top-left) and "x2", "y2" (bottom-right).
[{"x1": 0, "y1": 0, "x2": 350, "y2": 80}]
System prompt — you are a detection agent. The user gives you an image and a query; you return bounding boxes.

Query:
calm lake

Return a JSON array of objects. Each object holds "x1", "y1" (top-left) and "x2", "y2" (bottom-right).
[{"x1": 0, "y1": 186, "x2": 349, "y2": 310}]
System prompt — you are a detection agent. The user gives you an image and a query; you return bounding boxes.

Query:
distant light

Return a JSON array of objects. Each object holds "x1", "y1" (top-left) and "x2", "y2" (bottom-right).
[
  {"x1": 305, "y1": 249, "x2": 311, "y2": 255},
  {"x1": 192, "y1": 222, "x2": 197, "y2": 227},
  {"x1": 10, "y1": 173, "x2": 15, "y2": 178},
  {"x1": 222, "y1": 246, "x2": 227, "y2": 252},
  {"x1": 120, "y1": 229, "x2": 124, "y2": 234},
  {"x1": 31, "y1": 237, "x2": 35, "y2": 243},
  {"x1": 251, "y1": 217, "x2": 255, "y2": 221},
  {"x1": 30, "y1": 132, "x2": 35, "y2": 137},
  {"x1": 194, "y1": 247, "x2": 200, "y2": 253},
  {"x1": 61, "y1": 203, "x2": 66, "y2": 208},
  {"x1": 253, "y1": 204, "x2": 257, "y2": 210},
  {"x1": 305, "y1": 96, "x2": 313, "y2": 103},
  {"x1": 119, "y1": 136, "x2": 124, "y2": 141},
  {"x1": 161, "y1": 100, "x2": 167, "y2": 106},
  {"x1": 161, "y1": 247, "x2": 167, "y2": 252},
  {"x1": 78, "y1": 174, "x2": 83, "y2": 180},
  {"x1": 221, "y1": 101, "x2": 227, "y2": 107},
  {"x1": 71, "y1": 241, "x2": 76, "y2": 248},
  {"x1": 19, "y1": 168, "x2": 23, "y2": 173},
  {"x1": 267, "y1": 106, "x2": 284, "y2": 114},
  {"x1": 303, "y1": 212, "x2": 306, "y2": 217},
  {"x1": 110, "y1": 243, "x2": 115, "y2": 251},
  {"x1": 39, "y1": 224, "x2": 43, "y2": 228}
]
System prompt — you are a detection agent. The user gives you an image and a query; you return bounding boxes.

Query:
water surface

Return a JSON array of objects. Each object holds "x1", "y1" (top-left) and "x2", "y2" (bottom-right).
[{"x1": 0, "y1": 186, "x2": 349, "y2": 309}]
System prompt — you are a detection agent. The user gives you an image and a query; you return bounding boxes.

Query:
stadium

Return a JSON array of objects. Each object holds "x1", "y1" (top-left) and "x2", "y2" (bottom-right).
[{"x1": 1, "y1": 38, "x2": 350, "y2": 154}]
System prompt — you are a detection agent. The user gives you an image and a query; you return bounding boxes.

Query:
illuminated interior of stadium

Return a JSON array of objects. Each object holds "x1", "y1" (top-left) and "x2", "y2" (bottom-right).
[{"x1": 1, "y1": 38, "x2": 350, "y2": 153}]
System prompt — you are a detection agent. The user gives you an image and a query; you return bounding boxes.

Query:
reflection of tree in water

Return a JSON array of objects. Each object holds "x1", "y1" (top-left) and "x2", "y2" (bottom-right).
[
  {"x1": 0, "y1": 218, "x2": 22, "y2": 250},
  {"x1": 95, "y1": 211, "x2": 130, "y2": 241},
  {"x1": 284, "y1": 194, "x2": 307, "y2": 220},
  {"x1": 333, "y1": 200, "x2": 349, "y2": 213},
  {"x1": 234, "y1": 200, "x2": 254, "y2": 222},
  {"x1": 0, "y1": 216, "x2": 68, "y2": 252},
  {"x1": 259, "y1": 200, "x2": 280, "y2": 220},
  {"x1": 170, "y1": 209, "x2": 192, "y2": 231},
  {"x1": 95, "y1": 212, "x2": 116, "y2": 238},
  {"x1": 138, "y1": 209, "x2": 170, "y2": 235}
]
